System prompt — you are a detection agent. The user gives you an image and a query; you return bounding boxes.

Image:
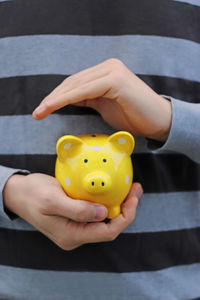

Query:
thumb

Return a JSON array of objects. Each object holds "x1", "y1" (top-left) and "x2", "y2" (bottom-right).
[
  {"x1": 73, "y1": 99, "x2": 101, "y2": 112},
  {"x1": 47, "y1": 194, "x2": 108, "y2": 223}
]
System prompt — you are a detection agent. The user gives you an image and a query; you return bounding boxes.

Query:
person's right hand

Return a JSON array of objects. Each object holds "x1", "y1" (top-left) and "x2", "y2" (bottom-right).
[{"x1": 3, "y1": 173, "x2": 143, "y2": 250}]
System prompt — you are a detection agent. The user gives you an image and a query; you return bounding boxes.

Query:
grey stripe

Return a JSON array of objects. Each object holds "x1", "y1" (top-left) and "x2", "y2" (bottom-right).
[
  {"x1": 0, "y1": 35, "x2": 200, "y2": 82},
  {"x1": 0, "y1": 115, "x2": 149, "y2": 154},
  {"x1": 173, "y1": 0, "x2": 200, "y2": 6},
  {"x1": 1, "y1": 191, "x2": 200, "y2": 233},
  {"x1": 0, "y1": 264, "x2": 200, "y2": 300},
  {"x1": 128, "y1": 191, "x2": 200, "y2": 233}
]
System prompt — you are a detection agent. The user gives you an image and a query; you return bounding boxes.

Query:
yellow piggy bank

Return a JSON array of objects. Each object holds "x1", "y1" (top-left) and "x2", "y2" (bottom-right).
[{"x1": 55, "y1": 131, "x2": 135, "y2": 218}]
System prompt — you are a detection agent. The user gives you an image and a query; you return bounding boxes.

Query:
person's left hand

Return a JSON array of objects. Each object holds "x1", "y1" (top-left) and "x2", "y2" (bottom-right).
[{"x1": 33, "y1": 58, "x2": 172, "y2": 142}]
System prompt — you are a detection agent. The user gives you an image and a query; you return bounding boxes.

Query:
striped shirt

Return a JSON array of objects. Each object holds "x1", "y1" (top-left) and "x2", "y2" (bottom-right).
[{"x1": 0, "y1": 0, "x2": 200, "y2": 299}]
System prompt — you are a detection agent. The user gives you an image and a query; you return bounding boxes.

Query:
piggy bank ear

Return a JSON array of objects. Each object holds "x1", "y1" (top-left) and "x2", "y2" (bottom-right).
[
  {"x1": 107, "y1": 131, "x2": 135, "y2": 155},
  {"x1": 56, "y1": 135, "x2": 84, "y2": 162}
]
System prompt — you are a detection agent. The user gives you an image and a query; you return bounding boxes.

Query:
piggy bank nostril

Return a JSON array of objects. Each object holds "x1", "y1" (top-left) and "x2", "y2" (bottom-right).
[
  {"x1": 91, "y1": 181, "x2": 105, "y2": 187},
  {"x1": 84, "y1": 172, "x2": 112, "y2": 193}
]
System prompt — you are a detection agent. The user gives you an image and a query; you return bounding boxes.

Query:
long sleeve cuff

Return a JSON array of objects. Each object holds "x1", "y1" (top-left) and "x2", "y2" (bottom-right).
[
  {"x1": 148, "y1": 97, "x2": 200, "y2": 164},
  {"x1": 0, "y1": 165, "x2": 30, "y2": 220}
]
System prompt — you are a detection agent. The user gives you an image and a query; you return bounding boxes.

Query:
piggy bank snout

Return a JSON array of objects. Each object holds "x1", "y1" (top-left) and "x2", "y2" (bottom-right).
[{"x1": 83, "y1": 171, "x2": 112, "y2": 194}]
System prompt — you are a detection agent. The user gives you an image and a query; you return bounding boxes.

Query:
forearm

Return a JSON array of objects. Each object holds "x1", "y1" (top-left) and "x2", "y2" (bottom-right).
[{"x1": 0, "y1": 165, "x2": 30, "y2": 219}]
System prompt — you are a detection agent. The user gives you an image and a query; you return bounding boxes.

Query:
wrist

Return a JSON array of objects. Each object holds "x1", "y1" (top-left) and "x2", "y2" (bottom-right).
[
  {"x1": 3, "y1": 174, "x2": 27, "y2": 217},
  {"x1": 147, "y1": 95, "x2": 172, "y2": 142}
]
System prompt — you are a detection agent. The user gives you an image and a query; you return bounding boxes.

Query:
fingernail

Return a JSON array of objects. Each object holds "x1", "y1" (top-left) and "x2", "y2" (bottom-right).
[
  {"x1": 33, "y1": 104, "x2": 46, "y2": 116},
  {"x1": 131, "y1": 184, "x2": 143, "y2": 199},
  {"x1": 92, "y1": 205, "x2": 107, "y2": 220},
  {"x1": 135, "y1": 184, "x2": 143, "y2": 198}
]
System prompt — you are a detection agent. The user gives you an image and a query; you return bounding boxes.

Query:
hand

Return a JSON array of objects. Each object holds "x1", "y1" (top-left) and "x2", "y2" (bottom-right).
[
  {"x1": 3, "y1": 173, "x2": 143, "y2": 250},
  {"x1": 33, "y1": 58, "x2": 172, "y2": 142}
]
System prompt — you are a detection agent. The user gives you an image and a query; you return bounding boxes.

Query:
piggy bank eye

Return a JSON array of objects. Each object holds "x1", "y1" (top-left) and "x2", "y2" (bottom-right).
[
  {"x1": 84, "y1": 159, "x2": 88, "y2": 163},
  {"x1": 103, "y1": 158, "x2": 107, "y2": 163}
]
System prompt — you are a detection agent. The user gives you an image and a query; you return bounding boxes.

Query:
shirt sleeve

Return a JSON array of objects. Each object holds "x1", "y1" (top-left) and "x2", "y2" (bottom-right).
[
  {"x1": 147, "y1": 96, "x2": 200, "y2": 164},
  {"x1": 0, "y1": 165, "x2": 30, "y2": 220}
]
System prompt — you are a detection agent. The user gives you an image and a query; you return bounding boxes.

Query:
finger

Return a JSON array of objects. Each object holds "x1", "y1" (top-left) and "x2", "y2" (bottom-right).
[
  {"x1": 32, "y1": 61, "x2": 109, "y2": 118},
  {"x1": 111, "y1": 182, "x2": 143, "y2": 225},
  {"x1": 30, "y1": 213, "x2": 80, "y2": 250},
  {"x1": 124, "y1": 182, "x2": 143, "y2": 202},
  {"x1": 49, "y1": 68, "x2": 110, "y2": 100},
  {"x1": 32, "y1": 76, "x2": 111, "y2": 119},
  {"x1": 71, "y1": 182, "x2": 143, "y2": 244},
  {"x1": 102, "y1": 182, "x2": 143, "y2": 234},
  {"x1": 43, "y1": 182, "x2": 143, "y2": 250},
  {"x1": 45, "y1": 192, "x2": 108, "y2": 223}
]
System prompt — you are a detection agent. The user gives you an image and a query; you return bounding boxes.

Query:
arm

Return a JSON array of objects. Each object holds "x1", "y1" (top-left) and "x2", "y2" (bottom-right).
[
  {"x1": 32, "y1": 58, "x2": 199, "y2": 163},
  {"x1": 148, "y1": 97, "x2": 200, "y2": 164},
  {"x1": 2, "y1": 172, "x2": 143, "y2": 250}
]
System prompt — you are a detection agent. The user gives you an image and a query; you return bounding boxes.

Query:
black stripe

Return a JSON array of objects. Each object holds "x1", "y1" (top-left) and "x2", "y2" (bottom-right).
[
  {"x1": 0, "y1": 74, "x2": 199, "y2": 116},
  {"x1": 1, "y1": 153, "x2": 200, "y2": 193},
  {"x1": 0, "y1": 0, "x2": 199, "y2": 43},
  {"x1": 0, "y1": 227, "x2": 200, "y2": 272},
  {"x1": 140, "y1": 75, "x2": 200, "y2": 104},
  {"x1": 0, "y1": 75, "x2": 97, "y2": 116}
]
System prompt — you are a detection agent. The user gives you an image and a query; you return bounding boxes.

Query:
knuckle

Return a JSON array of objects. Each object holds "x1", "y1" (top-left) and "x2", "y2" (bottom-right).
[
  {"x1": 106, "y1": 58, "x2": 123, "y2": 66},
  {"x1": 74, "y1": 206, "x2": 88, "y2": 222},
  {"x1": 72, "y1": 232, "x2": 84, "y2": 246},
  {"x1": 106, "y1": 230, "x2": 119, "y2": 242},
  {"x1": 59, "y1": 244, "x2": 77, "y2": 251},
  {"x1": 123, "y1": 218, "x2": 132, "y2": 228},
  {"x1": 57, "y1": 240, "x2": 67, "y2": 250},
  {"x1": 77, "y1": 85, "x2": 89, "y2": 96},
  {"x1": 108, "y1": 234, "x2": 118, "y2": 242},
  {"x1": 119, "y1": 214, "x2": 133, "y2": 229},
  {"x1": 38, "y1": 191, "x2": 55, "y2": 214},
  {"x1": 122, "y1": 216, "x2": 134, "y2": 230},
  {"x1": 64, "y1": 75, "x2": 76, "y2": 84},
  {"x1": 110, "y1": 71, "x2": 123, "y2": 85},
  {"x1": 74, "y1": 203, "x2": 95, "y2": 222},
  {"x1": 63, "y1": 76, "x2": 70, "y2": 83},
  {"x1": 43, "y1": 100, "x2": 54, "y2": 113},
  {"x1": 56, "y1": 237, "x2": 78, "y2": 251},
  {"x1": 126, "y1": 210, "x2": 136, "y2": 225}
]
